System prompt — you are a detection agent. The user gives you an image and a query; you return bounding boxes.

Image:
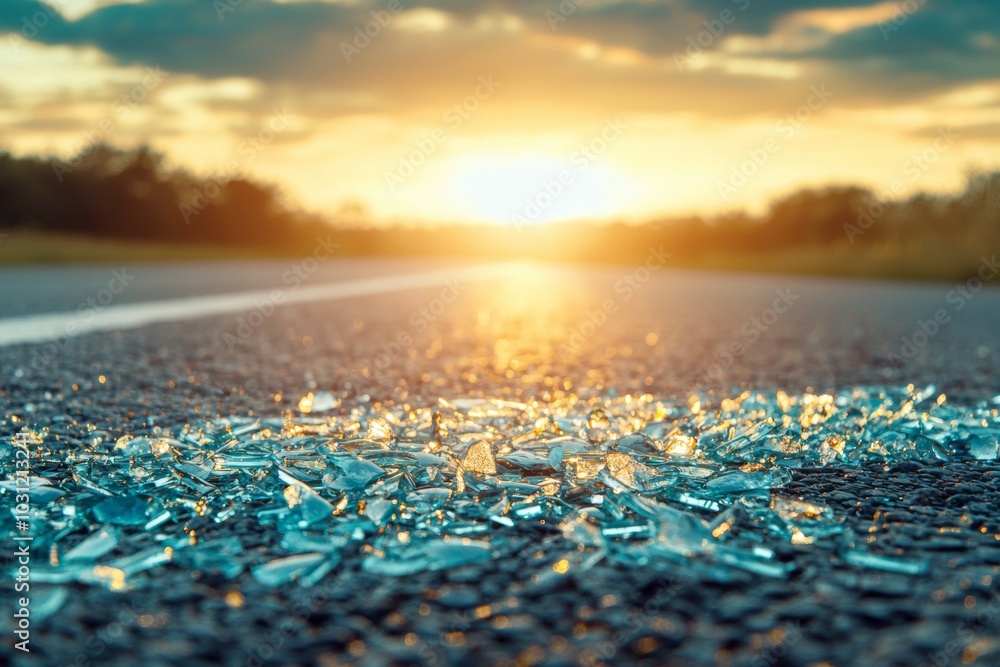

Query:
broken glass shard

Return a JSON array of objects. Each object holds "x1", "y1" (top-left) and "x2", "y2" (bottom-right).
[
  {"x1": 277, "y1": 467, "x2": 335, "y2": 529},
  {"x1": 0, "y1": 476, "x2": 64, "y2": 504},
  {"x1": 405, "y1": 487, "x2": 452, "y2": 514},
  {"x1": 497, "y1": 450, "x2": 552, "y2": 472},
  {"x1": 967, "y1": 433, "x2": 999, "y2": 460},
  {"x1": 559, "y1": 510, "x2": 605, "y2": 547},
  {"x1": 365, "y1": 417, "x2": 394, "y2": 444},
  {"x1": 770, "y1": 496, "x2": 834, "y2": 523},
  {"x1": 63, "y1": 525, "x2": 120, "y2": 562},
  {"x1": 114, "y1": 435, "x2": 152, "y2": 456},
  {"x1": 842, "y1": 549, "x2": 929, "y2": 575},
  {"x1": 624, "y1": 494, "x2": 714, "y2": 557},
  {"x1": 605, "y1": 451, "x2": 659, "y2": 490},
  {"x1": 31, "y1": 586, "x2": 68, "y2": 622},
  {"x1": 704, "y1": 467, "x2": 791, "y2": 494},
  {"x1": 673, "y1": 492, "x2": 720, "y2": 512},
  {"x1": 298, "y1": 391, "x2": 339, "y2": 414},
  {"x1": 77, "y1": 565, "x2": 129, "y2": 591},
  {"x1": 601, "y1": 522, "x2": 651, "y2": 540},
  {"x1": 547, "y1": 446, "x2": 564, "y2": 470},
  {"x1": 174, "y1": 537, "x2": 245, "y2": 579},
  {"x1": 298, "y1": 554, "x2": 340, "y2": 587},
  {"x1": 716, "y1": 548, "x2": 791, "y2": 578},
  {"x1": 279, "y1": 531, "x2": 346, "y2": 553},
  {"x1": 661, "y1": 433, "x2": 698, "y2": 457},
  {"x1": 107, "y1": 544, "x2": 179, "y2": 577},
  {"x1": 253, "y1": 553, "x2": 328, "y2": 586},
  {"x1": 327, "y1": 456, "x2": 385, "y2": 491},
  {"x1": 361, "y1": 538, "x2": 491, "y2": 576},
  {"x1": 9, "y1": 384, "x2": 996, "y2": 594},
  {"x1": 463, "y1": 441, "x2": 497, "y2": 475},
  {"x1": 363, "y1": 497, "x2": 396, "y2": 526},
  {"x1": 92, "y1": 496, "x2": 156, "y2": 526}
]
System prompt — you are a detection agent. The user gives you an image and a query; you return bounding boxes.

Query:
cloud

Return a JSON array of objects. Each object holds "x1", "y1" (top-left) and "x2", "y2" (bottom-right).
[
  {"x1": 10, "y1": 117, "x2": 86, "y2": 131},
  {"x1": 0, "y1": 0, "x2": 997, "y2": 123},
  {"x1": 1, "y1": 0, "x2": 347, "y2": 77},
  {"x1": 0, "y1": 2, "x2": 992, "y2": 81},
  {"x1": 911, "y1": 122, "x2": 1000, "y2": 142}
]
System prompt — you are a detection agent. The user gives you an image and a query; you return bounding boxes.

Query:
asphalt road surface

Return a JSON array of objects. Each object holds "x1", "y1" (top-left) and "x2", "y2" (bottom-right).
[{"x1": 2, "y1": 258, "x2": 1000, "y2": 667}]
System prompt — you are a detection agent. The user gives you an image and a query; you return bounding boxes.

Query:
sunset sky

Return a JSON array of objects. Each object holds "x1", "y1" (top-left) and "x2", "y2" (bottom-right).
[{"x1": 2, "y1": 0, "x2": 999, "y2": 225}]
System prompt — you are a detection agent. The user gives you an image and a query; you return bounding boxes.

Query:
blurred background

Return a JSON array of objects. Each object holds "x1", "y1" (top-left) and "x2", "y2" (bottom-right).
[{"x1": 0, "y1": 0, "x2": 998, "y2": 279}]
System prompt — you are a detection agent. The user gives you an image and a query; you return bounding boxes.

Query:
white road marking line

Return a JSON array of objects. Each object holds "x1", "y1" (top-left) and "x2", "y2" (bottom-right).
[{"x1": 0, "y1": 263, "x2": 517, "y2": 347}]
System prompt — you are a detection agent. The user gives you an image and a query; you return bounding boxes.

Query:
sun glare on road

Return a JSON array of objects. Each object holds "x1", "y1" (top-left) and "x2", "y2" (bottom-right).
[{"x1": 447, "y1": 152, "x2": 633, "y2": 225}]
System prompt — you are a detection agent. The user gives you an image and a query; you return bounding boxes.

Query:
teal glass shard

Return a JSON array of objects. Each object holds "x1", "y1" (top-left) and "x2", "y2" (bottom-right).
[
  {"x1": 7, "y1": 385, "x2": 992, "y2": 591},
  {"x1": 31, "y1": 586, "x2": 68, "y2": 621},
  {"x1": 361, "y1": 538, "x2": 492, "y2": 576},
  {"x1": 967, "y1": 432, "x2": 999, "y2": 460},
  {"x1": 252, "y1": 553, "x2": 328, "y2": 586},
  {"x1": 92, "y1": 496, "x2": 156, "y2": 526},
  {"x1": 276, "y1": 467, "x2": 335, "y2": 529},
  {"x1": 704, "y1": 467, "x2": 791, "y2": 494},
  {"x1": 63, "y1": 525, "x2": 120, "y2": 562},
  {"x1": 842, "y1": 549, "x2": 930, "y2": 575},
  {"x1": 327, "y1": 456, "x2": 386, "y2": 491},
  {"x1": 559, "y1": 511, "x2": 606, "y2": 547}
]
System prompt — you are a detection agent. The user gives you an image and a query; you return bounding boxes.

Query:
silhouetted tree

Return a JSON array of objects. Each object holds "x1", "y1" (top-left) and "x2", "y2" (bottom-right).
[{"x1": 0, "y1": 143, "x2": 313, "y2": 249}]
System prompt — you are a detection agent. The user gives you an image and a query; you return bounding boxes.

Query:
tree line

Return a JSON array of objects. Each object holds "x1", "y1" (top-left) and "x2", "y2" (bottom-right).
[
  {"x1": 0, "y1": 144, "x2": 327, "y2": 248},
  {"x1": 0, "y1": 143, "x2": 997, "y2": 278}
]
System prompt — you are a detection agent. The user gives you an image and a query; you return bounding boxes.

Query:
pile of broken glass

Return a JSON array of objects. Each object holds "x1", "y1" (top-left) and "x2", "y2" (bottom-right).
[{"x1": 3, "y1": 385, "x2": 999, "y2": 603}]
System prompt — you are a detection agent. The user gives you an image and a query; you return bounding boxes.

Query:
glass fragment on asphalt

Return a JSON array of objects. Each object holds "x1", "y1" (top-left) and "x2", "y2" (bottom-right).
[
  {"x1": 842, "y1": 549, "x2": 930, "y2": 575},
  {"x1": 463, "y1": 440, "x2": 497, "y2": 475},
  {"x1": 5, "y1": 385, "x2": 995, "y2": 589},
  {"x1": 298, "y1": 391, "x2": 339, "y2": 414},
  {"x1": 966, "y1": 432, "x2": 999, "y2": 460},
  {"x1": 361, "y1": 538, "x2": 492, "y2": 576},
  {"x1": 92, "y1": 496, "x2": 156, "y2": 526},
  {"x1": 252, "y1": 552, "x2": 328, "y2": 586},
  {"x1": 63, "y1": 525, "x2": 120, "y2": 562}
]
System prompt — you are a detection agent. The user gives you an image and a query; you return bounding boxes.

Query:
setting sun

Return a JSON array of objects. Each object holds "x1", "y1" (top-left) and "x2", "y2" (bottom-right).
[{"x1": 445, "y1": 152, "x2": 635, "y2": 225}]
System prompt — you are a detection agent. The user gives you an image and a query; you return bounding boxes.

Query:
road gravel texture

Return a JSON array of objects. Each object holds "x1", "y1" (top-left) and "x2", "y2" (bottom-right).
[{"x1": 1, "y1": 262, "x2": 999, "y2": 667}]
